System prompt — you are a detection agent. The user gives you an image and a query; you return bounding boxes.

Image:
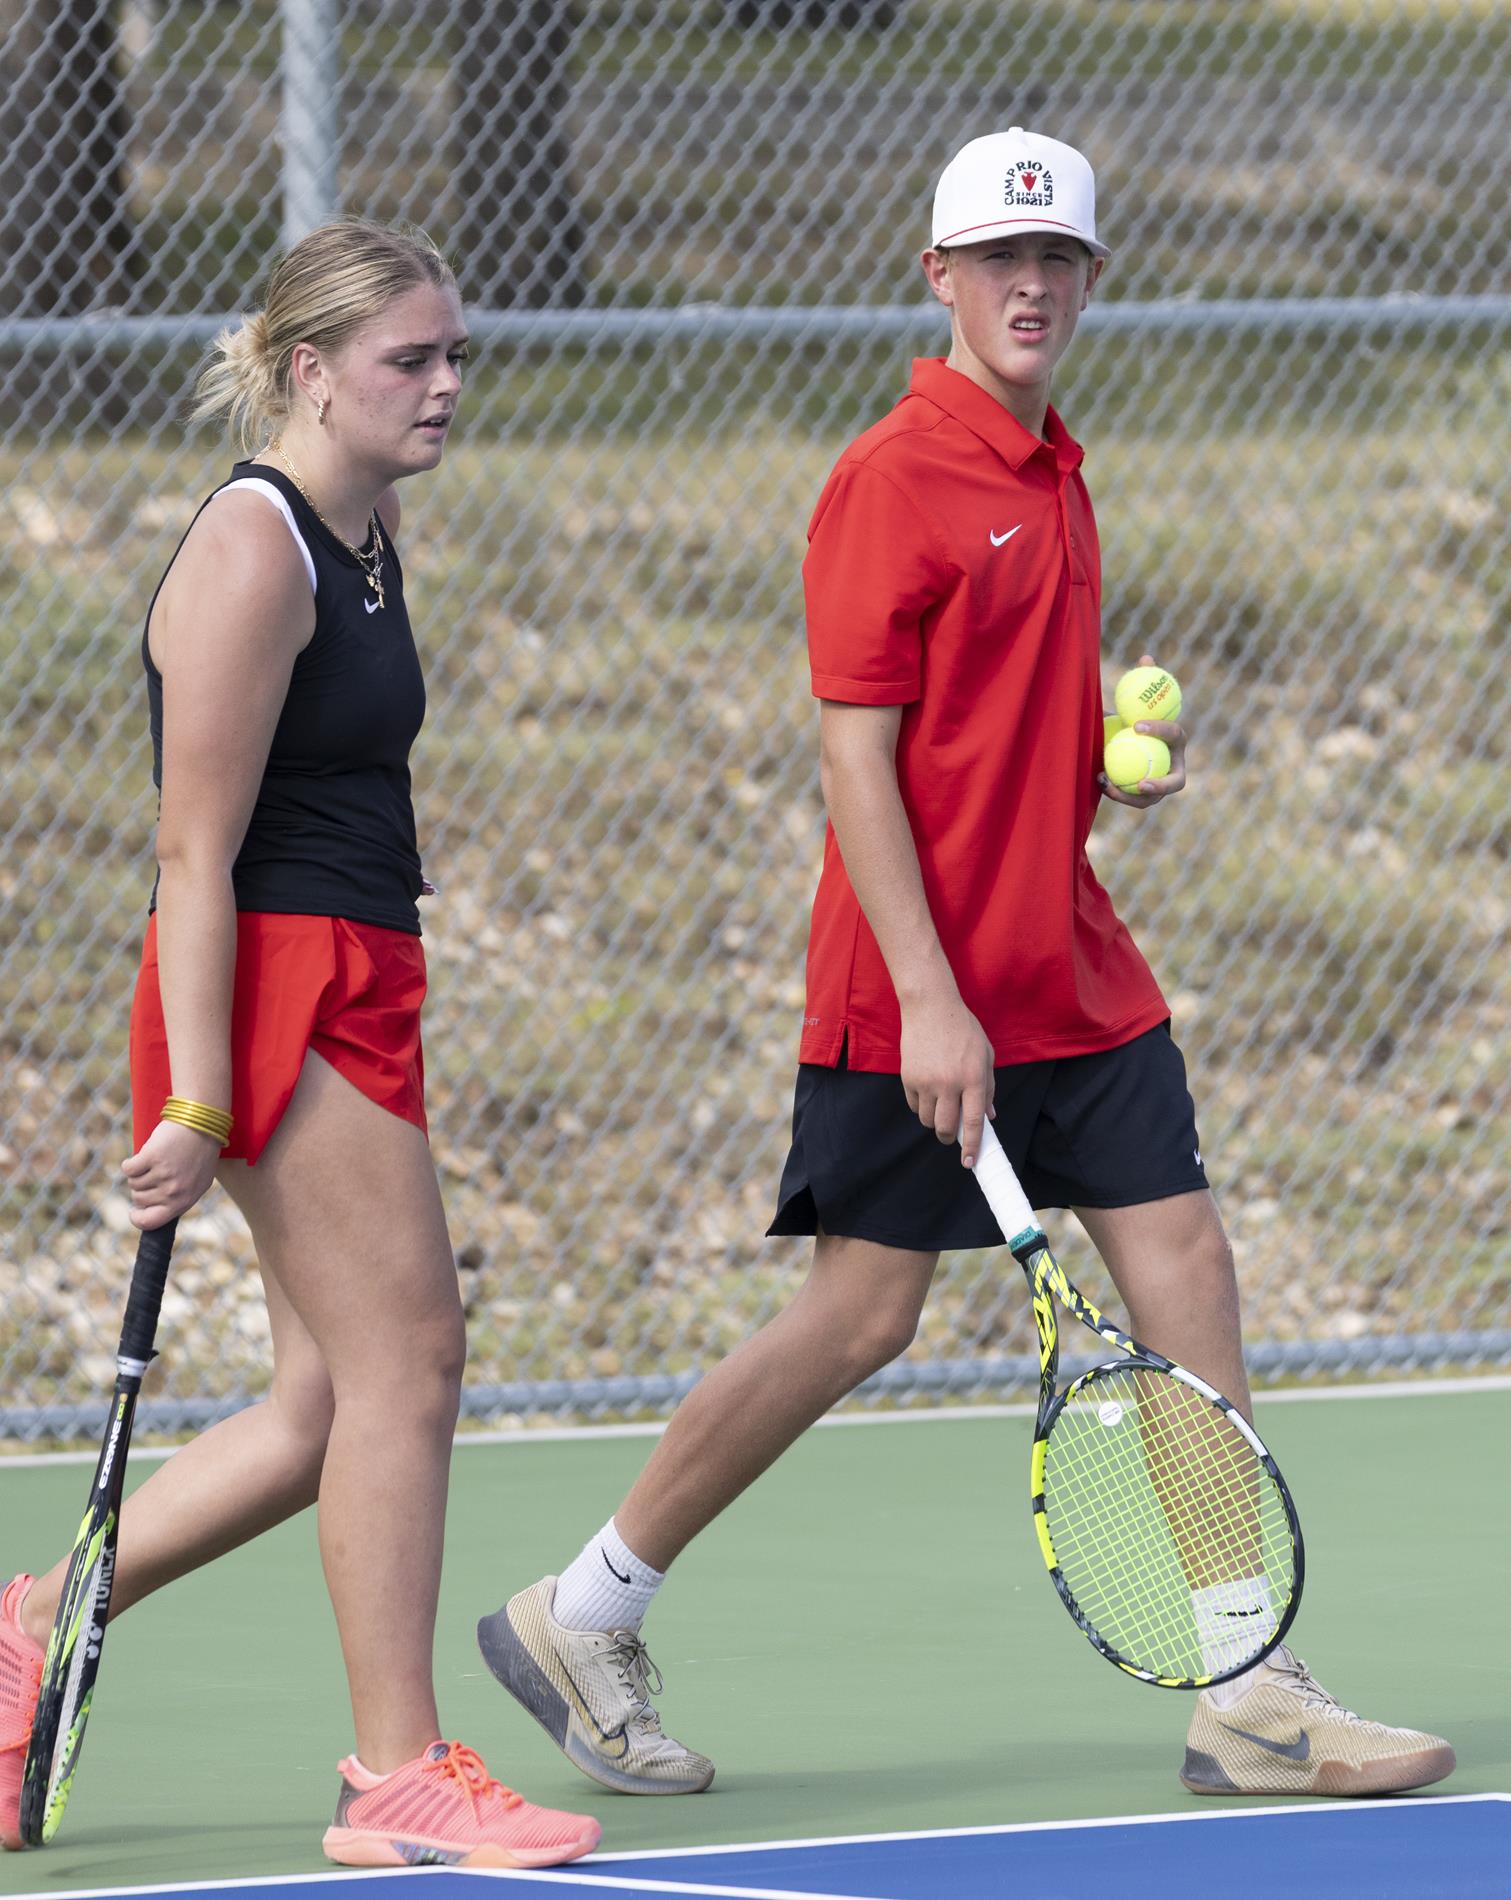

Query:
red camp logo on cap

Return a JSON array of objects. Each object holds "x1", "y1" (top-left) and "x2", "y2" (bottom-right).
[{"x1": 1004, "y1": 165, "x2": 1053, "y2": 208}]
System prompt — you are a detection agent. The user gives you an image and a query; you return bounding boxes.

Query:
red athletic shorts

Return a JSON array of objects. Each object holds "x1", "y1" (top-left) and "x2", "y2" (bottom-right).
[{"x1": 130, "y1": 912, "x2": 428, "y2": 1165}]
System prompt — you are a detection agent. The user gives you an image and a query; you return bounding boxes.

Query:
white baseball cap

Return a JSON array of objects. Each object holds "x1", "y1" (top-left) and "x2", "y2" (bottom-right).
[{"x1": 931, "y1": 128, "x2": 1110, "y2": 259}]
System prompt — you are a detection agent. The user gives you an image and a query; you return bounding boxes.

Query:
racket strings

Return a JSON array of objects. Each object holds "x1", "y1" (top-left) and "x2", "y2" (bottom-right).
[
  {"x1": 1041, "y1": 1365, "x2": 1295, "y2": 1680},
  {"x1": 1046, "y1": 1386, "x2": 1288, "y2": 1669},
  {"x1": 1047, "y1": 1457, "x2": 1272, "y2": 1675}
]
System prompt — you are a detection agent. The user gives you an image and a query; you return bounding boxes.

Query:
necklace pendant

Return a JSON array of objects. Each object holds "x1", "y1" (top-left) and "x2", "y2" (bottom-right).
[{"x1": 370, "y1": 574, "x2": 385, "y2": 610}]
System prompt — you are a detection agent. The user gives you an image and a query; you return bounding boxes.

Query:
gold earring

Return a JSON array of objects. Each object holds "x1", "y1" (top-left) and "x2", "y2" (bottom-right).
[{"x1": 317, "y1": 397, "x2": 327, "y2": 425}]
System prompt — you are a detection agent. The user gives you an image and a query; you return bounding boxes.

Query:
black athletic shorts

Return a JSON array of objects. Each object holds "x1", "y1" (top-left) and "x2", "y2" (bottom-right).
[{"x1": 767, "y1": 1020, "x2": 1208, "y2": 1252}]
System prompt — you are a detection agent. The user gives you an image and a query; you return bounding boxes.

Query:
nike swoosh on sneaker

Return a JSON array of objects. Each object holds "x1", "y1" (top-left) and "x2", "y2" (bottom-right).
[
  {"x1": 1220, "y1": 1723, "x2": 1310, "y2": 1761},
  {"x1": 552, "y1": 1650, "x2": 631, "y2": 1758}
]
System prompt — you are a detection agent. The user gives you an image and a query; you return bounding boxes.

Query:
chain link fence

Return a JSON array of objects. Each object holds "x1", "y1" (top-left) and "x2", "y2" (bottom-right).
[{"x1": 2, "y1": 1, "x2": 1508, "y2": 1443}]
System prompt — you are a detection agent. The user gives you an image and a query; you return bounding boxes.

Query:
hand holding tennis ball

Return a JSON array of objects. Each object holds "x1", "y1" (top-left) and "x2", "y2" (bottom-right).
[
  {"x1": 1103, "y1": 660, "x2": 1183, "y2": 800},
  {"x1": 1104, "y1": 727, "x2": 1172, "y2": 792},
  {"x1": 1114, "y1": 664, "x2": 1182, "y2": 729}
]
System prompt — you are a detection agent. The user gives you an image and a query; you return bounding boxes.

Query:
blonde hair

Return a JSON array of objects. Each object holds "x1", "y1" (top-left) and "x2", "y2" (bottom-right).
[{"x1": 193, "y1": 218, "x2": 457, "y2": 452}]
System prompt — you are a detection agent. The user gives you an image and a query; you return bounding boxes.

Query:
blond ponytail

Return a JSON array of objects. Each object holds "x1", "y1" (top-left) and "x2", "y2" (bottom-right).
[
  {"x1": 192, "y1": 309, "x2": 285, "y2": 453},
  {"x1": 192, "y1": 218, "x2": 456, "y2": 452}
]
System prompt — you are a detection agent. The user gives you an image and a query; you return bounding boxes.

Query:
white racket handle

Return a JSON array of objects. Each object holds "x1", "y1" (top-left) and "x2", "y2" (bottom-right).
[{"x1": 968, "y1": 1119, "x2": 1041, "y2": 1245}]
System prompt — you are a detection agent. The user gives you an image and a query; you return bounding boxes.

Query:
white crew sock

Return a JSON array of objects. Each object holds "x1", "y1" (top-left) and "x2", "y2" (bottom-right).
[
  {"x1": 551, "y1": 1517, "x2": 665, "y2": 1633},
  {"x1": 1192, "y1": 1577, "x2": 1278, "y2": 1709}
]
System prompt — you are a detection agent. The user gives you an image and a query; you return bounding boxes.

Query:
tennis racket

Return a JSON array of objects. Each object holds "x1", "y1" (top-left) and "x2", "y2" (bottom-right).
[
  {"x1": 969, "y1": 1123, "x2": 1302, "y2": 1687},
  {"x1": 20, "y1": 1217, "x2": 178, "y2": 1845}
]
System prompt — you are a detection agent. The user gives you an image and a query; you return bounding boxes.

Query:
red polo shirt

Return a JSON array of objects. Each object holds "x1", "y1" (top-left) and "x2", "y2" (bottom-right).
[{"x1": 798, "y1": 356, "x2": 1167, "y2": 1071}]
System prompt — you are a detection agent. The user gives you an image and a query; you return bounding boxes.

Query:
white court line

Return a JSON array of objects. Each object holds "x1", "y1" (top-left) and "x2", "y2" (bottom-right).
[
  {"x1": 5, "y1": 1374, "x2": 1510, "y2": 1469},
  {"x1": 1243, "y1": 1374, "x2": 1511, "y2": 1406},
  {"x1": 581, "y1": 1790, "x2": 1511, "y2": 1862},
  {"x1": 471, "y1": 1874, "x2": 887, "y2": 1899},
  {"x1": 3, "y1": 1797, "x2": 1505, "y2": 1899},
  {"x1": 0, "y1": 1876, "x2": 885, "y2": 1900}
]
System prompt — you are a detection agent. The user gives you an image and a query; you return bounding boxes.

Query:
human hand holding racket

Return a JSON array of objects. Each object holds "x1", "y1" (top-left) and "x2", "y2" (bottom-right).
[
  {"x1": 968, "y1": 1122, "x2": 1303, "y2": 1687},
  {"x1": 121, "y1": 1119, "x2": 218, "y2": 1230},
  {"x1": 20, "y1": 1218, "x2": 178, "y2": 1844}
]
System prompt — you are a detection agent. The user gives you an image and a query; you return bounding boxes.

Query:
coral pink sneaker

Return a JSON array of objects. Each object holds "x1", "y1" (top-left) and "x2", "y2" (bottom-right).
[
  {"x1": 322, "y1": 1738, "x2": 601, "y2": 1868},
  {"x1": 1, "y1": 1576, "x2": 45, "y2": 1853}
]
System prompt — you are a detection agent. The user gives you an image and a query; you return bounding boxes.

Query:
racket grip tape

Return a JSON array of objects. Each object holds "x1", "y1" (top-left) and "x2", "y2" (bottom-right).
[
  {"x1": 118, "y1": 1218, "x2": 178, "y2": 1365},
  {"x1": 968, "y1": 1123, "x2": 1041, "y2": 1247}
]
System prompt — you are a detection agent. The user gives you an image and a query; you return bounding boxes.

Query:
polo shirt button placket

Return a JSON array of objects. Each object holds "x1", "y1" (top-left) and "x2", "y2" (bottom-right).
[{"x1": 1057, "y1": 492, "x2": 1085, "y2": 582}]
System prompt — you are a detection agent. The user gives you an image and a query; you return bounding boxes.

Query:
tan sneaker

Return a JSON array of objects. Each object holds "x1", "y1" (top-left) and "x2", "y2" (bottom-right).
[
  {"x1": 477, "y1": 1577, "x2": 714, "y2": 1796},
  {"x1": 1181, "y1": 1647, "x2": 1455, "y2": 1797}
]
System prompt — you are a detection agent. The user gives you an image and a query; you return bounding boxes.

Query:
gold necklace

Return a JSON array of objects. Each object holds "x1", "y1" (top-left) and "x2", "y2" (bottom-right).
[{"x1": 269, "y1": 444, "x2": 386, "y2": 610}]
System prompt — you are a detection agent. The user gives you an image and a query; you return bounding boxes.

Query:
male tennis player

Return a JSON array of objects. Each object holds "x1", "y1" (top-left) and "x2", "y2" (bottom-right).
[{"x1": 476, "y1": 131, "x2": 1455, "y2": 1801}]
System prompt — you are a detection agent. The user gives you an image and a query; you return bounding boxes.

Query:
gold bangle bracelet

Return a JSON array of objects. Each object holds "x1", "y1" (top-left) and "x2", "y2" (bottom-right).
[
  {"x1": 161, "y1": 1096, "x2": 234, "y2": 1145},
  {"x1": 162, "y1": 1097, "x2": 232, "y2": 1138},
  {"x1": 161, "y1": 1107, "x2": 232, "y2": 1145},
  {"x1": 161, "y1": 1108, "x2": 232, "y2": 1142},
  {"x1": 162, "y1": 1095, "x2": 231, "y2": 1128}
]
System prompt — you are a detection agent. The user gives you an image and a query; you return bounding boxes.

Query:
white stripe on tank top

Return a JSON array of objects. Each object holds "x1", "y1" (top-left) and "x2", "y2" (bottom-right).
[{"x1": 211, "y1": 477, "x2": 318, "y2": 596}]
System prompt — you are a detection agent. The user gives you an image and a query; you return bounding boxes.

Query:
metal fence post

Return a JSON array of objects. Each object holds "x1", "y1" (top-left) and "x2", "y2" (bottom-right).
[{"x1": 280, "y1": 0, "x2": 340, "y2": 248}]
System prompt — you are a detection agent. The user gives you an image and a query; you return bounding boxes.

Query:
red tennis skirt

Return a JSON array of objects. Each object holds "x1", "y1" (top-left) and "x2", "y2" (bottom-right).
[{"x1": 130, "y1": 912, "x2": 428, "y2": 1165}]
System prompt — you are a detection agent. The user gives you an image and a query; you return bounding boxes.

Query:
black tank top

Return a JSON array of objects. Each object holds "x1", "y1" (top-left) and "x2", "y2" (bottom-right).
[{"x1": 143, "y1": 461, "x2": 426, "y2": 935}]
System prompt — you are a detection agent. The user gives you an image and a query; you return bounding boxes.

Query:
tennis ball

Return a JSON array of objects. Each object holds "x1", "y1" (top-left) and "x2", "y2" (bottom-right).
[
  {"x1": 1104, "y1": 728, "x2": 1171, "y2": 793},
  {"x1": 1103, "y1": 713, "x2": 1124, "y2": 746},
  {"x1": 1114, "y1": 665, "x2": 1182, "y2": 729}
]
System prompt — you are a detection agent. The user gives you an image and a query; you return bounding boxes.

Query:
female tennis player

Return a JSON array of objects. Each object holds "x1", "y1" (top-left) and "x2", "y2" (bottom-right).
[
  {"x1": 0, "y1": 219, "x2": 601, "y2": 1869},
  {"x1": 477, "y1": 133, "x2": 1455, "y2": 1804}
]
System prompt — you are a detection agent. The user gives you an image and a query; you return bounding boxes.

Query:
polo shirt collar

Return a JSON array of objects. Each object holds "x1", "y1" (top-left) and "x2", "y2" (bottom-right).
[{"x1": 909, "y1": 356, "x2": 1084, "y2": 479}]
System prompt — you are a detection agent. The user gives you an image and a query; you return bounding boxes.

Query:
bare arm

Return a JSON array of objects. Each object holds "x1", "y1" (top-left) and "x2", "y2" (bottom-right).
[
  {"x1": 123, "y1": 496, "x2": 314, "y2": 1228},
  {"x1": 819, "y1": 700, "x2": 995, "y2": 1167}
]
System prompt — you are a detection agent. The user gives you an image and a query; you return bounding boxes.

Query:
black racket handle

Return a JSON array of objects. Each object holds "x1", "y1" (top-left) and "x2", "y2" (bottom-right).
[{"x1": 119, "y1": 1218, "x2": 178, "y2": 1365}]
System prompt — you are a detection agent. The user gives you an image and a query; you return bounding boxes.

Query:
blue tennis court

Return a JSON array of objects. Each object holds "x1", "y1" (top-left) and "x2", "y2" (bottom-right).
[{"x1": 7, "y1": 1800, "x2": 1508, "y2": 1900}]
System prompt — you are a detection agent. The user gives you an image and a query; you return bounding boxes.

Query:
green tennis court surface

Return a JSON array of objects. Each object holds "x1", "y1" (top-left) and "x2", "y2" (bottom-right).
[{"x1": 2, "y1": 1391, "x2": 1507, "y2": 1892}]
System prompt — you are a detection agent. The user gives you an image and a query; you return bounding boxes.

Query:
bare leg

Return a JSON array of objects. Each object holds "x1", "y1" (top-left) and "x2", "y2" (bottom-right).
[
  {"x1": 1075, "y1": 1190, "x2": 1253, "y2": 1417},
  {"x1": 222, "y1": 1052, "x2": 465, "y2": 1772},
  {"x1": 19, "y1": 1262, "x2": 334, "y2": 1645},
  {"x1": 19, "y1": 1054, "x2": 461, "y2": 1771},
  {"x1": 617, "y1": 1232, "x2": 937, "y2": 1573}
]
